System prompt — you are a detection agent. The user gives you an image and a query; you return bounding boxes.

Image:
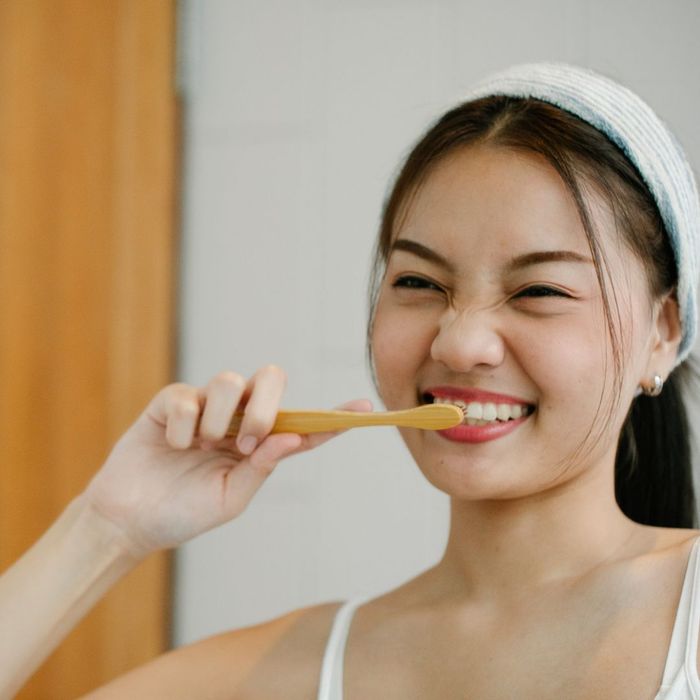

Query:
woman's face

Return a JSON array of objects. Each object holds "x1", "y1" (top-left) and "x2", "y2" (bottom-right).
[{"x1": 370, "y1": 144, "x2": 661, "y2": 500}]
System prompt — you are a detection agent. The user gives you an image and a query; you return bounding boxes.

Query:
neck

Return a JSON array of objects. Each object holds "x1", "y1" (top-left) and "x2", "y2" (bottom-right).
[{"x1": 433, "y1": 454, "x2": 646, "y2": 601}]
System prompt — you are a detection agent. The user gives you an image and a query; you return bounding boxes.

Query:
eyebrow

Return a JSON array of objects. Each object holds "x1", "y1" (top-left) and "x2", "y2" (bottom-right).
[{"x1": 389, "y1": 238, "x2": 594, "y2": 272}]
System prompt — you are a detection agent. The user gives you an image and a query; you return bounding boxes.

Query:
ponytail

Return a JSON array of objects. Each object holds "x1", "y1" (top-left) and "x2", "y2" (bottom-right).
[{"x1": 616, "y1": 361, "x2": 697, "y2": 528}]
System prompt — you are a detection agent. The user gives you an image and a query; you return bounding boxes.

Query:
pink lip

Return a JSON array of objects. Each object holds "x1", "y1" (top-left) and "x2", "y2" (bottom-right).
[
  {"x1": 436, "y1": 415, "x2": 530, "y2": 444},
  {"x1": 420, "y1": 385, "x2": 535, "y2": 445},
  {"x1": 423, "y1": 385, "x2": 533, "y2": 406}
]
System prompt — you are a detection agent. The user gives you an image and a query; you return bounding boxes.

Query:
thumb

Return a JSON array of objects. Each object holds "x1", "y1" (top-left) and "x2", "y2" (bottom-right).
[{"x1": 334, "y1": 398, "x2": 374, "y2": 412}]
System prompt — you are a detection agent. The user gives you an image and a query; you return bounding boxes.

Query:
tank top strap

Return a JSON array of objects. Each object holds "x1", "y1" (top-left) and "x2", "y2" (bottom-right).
[
  {"x1": 659, "y1": 535, "x2": 700, "y2": 688},
  {"x1": 317, "y1": 596, "x2": 371, "y2": 700}
]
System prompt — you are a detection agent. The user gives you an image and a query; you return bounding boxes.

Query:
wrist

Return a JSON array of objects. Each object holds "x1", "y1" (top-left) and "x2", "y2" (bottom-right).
[{"x1": 67, "y1": 493, "x2": 150, "y2": 566}]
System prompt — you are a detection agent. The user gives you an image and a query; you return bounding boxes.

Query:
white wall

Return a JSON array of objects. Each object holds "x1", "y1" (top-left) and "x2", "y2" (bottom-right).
[{"x1": 174, "y1": 0, "x2": 700, "y2": 646}]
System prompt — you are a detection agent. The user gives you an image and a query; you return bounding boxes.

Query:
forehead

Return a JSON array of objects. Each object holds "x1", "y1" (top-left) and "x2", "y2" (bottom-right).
[{"x1": 393, "y1": 144, "x2": 617, "y2": 261}]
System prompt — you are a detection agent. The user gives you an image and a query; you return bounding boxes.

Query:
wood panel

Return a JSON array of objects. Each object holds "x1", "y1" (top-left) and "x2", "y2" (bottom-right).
[{"x1": 0, "y1": 0, "x2": 178, "y2": 696}]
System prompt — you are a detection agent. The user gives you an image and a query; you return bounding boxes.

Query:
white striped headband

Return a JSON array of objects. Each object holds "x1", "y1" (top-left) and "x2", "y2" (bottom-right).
[{"x1": 461, "y1": 62, "x2": 700, "y2": 366}]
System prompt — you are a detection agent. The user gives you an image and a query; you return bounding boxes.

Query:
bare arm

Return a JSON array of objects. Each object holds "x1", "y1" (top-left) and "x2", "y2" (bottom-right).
[
  {"x1": 0, "y1": 495, "x2": 141, "y2": 699},
  {"x1": 0, "y1": 366, "x2": 371, "y2": 697},
  {"x1": 78, "y1": 605, "x2": 322, "y2": 700},
  {"x1": 77, "y1": 599, "x2": 343, "y2": 700}
]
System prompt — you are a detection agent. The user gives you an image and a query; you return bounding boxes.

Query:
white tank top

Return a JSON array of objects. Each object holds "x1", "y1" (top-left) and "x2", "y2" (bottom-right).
[{"x1": 317, "y1": 537, "x2": 700, "y2": 700}]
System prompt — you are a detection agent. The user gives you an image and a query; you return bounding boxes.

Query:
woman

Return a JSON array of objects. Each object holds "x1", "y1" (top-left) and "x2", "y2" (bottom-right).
[{"x1": 2, "y1": 62, "x2": 699, "y2": 699}]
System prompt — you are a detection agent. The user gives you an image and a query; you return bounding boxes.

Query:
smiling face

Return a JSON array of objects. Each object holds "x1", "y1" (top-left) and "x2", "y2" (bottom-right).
[{"x1": 370, "y1": 144, "x2": 663, "y2": 501}]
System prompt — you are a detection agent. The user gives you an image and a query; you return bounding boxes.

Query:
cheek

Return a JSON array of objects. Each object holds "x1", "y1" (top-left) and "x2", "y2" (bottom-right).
[
  {"x1": 371, "y1": 298, "x2": 437, "y2": 405},
  {"x1": 517, "y1": 309, "x2": 613, "y2": 440}
]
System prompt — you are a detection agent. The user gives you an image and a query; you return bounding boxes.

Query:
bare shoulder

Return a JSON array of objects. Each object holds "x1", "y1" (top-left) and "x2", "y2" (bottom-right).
[
  {"x1": 628, "y1": 525, "x2": 700, "y2": 564},
  {"x1": 680, "y1": 532, "x2": 700, "y2": 670},
  {"x1": 80, "y1": 600, "x2": 344, "y2": 700},
  {"x1": 651, "y1": 526, "x2": 700, "y2": 572},
  {"x1": 653, "y1": 526, "x2": 700, "y2": 550},
  {"x1": 640, "y1": 526, "x2": 700, "y2": 685}
]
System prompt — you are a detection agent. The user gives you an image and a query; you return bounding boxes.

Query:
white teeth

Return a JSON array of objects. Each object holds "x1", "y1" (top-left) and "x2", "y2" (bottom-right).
[
  {"x1": 496, "y1": 403, "x2": 511, "y2": 421},
  {"x1": 482, "y1": 403, "x2": 497, "y2": 421},
  {"x1": 466, "y1": 401, "x2": 482, "y2": 419},
  {"x1": 433, "y1": 396, "x2": 531, "y2": 423}
]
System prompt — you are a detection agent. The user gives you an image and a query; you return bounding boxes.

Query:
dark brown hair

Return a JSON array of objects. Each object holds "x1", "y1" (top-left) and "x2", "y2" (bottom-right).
[{"x1": 365, "y1": 96, "x2": 696, "y2": 527}]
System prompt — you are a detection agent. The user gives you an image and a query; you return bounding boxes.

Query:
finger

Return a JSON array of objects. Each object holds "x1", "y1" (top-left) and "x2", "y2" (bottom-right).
[
  {"x1": 200, "y1": 397, "x2": 373, "y2": 456},
  {"x1": 338, "y1": 398, "x2": 374, "y2": 412},
  {"x1": 235, "y1": 364, "x2": 287, "y2": 455},
  {"x1": 147, "y1": 383, "x2": 204, "y2": 449},
  {"x1": 198, "y1": 371, "x2": 248, "y2": 442},
  {"x1": 222, "y1": 432, "x2": 303, "y2": 516}
]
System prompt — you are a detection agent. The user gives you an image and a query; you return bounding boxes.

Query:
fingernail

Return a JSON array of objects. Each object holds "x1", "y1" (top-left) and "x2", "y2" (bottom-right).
[{"x1": 239, "y1": 435, "x2": 257, "y2": 454}]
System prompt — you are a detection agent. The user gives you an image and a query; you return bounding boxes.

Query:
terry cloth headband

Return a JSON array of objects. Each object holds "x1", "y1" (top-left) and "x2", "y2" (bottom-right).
[{"x1": 461, "y1": 62, "x2": 700, "y2": 366}]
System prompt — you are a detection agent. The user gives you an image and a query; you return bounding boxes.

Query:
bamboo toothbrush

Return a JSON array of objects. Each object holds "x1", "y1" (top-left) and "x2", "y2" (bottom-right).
[{"x1": 225, "y1": 403, "x2": 464, "y2": 437}]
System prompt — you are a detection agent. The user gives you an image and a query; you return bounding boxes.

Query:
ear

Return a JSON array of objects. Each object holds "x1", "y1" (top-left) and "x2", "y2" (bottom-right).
[{"x1": 643, "y1": 291, "x2": 682, "y2": 383}]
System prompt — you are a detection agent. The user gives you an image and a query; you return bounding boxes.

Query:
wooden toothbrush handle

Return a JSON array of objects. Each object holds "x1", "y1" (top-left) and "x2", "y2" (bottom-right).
[
  {"x1": 225, "y1": 405, "x2": 463, "y2": 436},
  {"x1": 225, "y1": 409, "x2": 381, "y2": 436}
]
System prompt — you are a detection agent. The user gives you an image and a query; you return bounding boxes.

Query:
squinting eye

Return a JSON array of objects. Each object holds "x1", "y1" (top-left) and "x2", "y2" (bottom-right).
[
  {"x1": 514, "y1": 285, "x2": 570, "y2": 298},
  {"x1": 392, "y1": 275, "x2": 444, "y2": 292}
]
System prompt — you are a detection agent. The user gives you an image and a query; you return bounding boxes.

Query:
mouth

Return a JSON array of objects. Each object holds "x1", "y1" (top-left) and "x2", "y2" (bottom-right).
[{"x1": 420, "y1": 391, "x2": 536, "y2": 427}]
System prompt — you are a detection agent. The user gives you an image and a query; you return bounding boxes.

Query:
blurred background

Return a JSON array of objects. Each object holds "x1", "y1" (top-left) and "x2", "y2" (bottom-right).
[{"x1": 2, "y1": 0, "x2": 699, "y2": 696}]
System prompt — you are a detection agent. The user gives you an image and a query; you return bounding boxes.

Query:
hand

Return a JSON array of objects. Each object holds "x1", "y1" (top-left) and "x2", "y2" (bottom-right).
[{"x1": 80, "y1": 366, "x2": 373, "y2": 559}]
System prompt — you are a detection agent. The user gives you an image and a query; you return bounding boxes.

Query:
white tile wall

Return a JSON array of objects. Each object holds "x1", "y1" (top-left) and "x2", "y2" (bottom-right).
[{"x1": 174, "y1": 0, "x2": 700, "y2": 645}]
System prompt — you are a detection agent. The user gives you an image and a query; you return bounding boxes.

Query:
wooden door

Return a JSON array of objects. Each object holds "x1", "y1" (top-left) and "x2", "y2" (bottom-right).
[{"x1": 0, "y1": 1, "x2": 177, "y2": 696}]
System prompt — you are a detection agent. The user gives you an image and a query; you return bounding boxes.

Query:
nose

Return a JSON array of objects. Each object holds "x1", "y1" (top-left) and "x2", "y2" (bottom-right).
[{"x1": 430, "y1": 308, "x2": 506, "y2": 372}]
